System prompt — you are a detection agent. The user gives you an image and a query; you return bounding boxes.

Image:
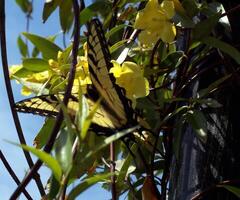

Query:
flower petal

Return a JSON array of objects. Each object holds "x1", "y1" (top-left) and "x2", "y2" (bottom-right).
[
  {"x1": 160, "y1": 22, "x2": 176, "y2": 43},
  {"x1": 122, "y1": 62, "x2": 141, "y2": 75},
  {"x1": 133, "y1": 77, "x2": 149, "y2": 98},
  {"x1": 138, "y1": 30, "x2": 159, "y2": 47},
  {"x1": 110, "y1": 60, "x2": 122, "y2": 77},
  {"x1": 21, "y1": 86, "x2": 32, "y2": 96},
  {"x1": 161, "y1": 0, "x2": 175, "y2": 19}
]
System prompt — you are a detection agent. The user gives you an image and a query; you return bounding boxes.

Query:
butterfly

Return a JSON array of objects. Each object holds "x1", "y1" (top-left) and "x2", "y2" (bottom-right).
[{"x1": 14, "y1": 18, "x2": 139, "y2": 135}]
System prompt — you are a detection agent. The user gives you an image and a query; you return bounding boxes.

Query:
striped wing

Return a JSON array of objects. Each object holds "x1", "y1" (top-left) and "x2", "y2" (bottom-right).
[
  {"x1": 14, "y1": 18, "x2": 137, "y2": 133},
  {"x1": 14, "y1": 94, "x2": 78, "y2": 117},
  {"x1": 15, "y1": 95, "x2": 60, "y2": 117},
  {"x1": 14, "y1": 94, "x2": 122, "y2": 132},
  {"x1": 87, "y1": 19, "x2": 135, "y2": 129}
]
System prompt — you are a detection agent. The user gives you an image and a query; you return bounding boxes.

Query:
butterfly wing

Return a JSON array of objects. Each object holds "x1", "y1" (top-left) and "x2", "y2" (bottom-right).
[
  {"x1": 87, "y1": 19, "x2": 136, "y2": 130},
  {"x1": 14, "y1": 94, "x2": 120, "y2": 132},
  {"x1": 14, "y1": 95, "x2": 60, "y2": 117},
  {"x1": 14, "y1": 18, "x2": 137, "y2": 133}
]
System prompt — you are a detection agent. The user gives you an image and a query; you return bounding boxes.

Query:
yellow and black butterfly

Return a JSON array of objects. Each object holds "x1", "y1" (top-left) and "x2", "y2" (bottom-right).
[{"x1": 14, "y1": 19, "x2": 138, "y2": 134}]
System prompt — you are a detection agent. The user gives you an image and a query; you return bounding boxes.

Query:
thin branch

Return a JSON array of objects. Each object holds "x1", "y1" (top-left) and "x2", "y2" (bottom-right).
[
  {"x1": 221, "y1": 4, "x2": 240, "y2": 18},
  {"x1": 0, "y1": 0, "x2": 45, "y2": 196},
  {"x1": 63, "y1": 33, "x2": 67, "y2": 48},
  {"x1": 0, "y1": 150, "x2": 33, "y2": 200},
  {"x1": 191, "y1": 179, "x2": 240, "y2": 200},
  {"x1": 150, "y1": 39, "x2": 161, "y2": 68},
  {"x1": 110, "y1": 142, "x2": 117, "y2": 200},
  {"x1": 25, "y1": 0, "x2": 33, "y2": 57},
  {"x1": 109, "y1": 0, "x2": 118, "y2": 30},
  {"x1": 9, "y1": 0, "x2": 81, "y2": 199}
]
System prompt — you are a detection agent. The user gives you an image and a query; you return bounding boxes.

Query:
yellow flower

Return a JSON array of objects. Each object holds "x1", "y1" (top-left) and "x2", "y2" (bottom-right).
[
  {"x1": 73, "y1": 56, "x2": 92, "y2": 94},
  {"x1": 72, "y1": 46, "x2": 92, "y2": 93},
  {"x1": 21, "y1": 86, "x2": 32, "y2": 96},
  {"x1": 134, "y1": 0, "x2": 176, "y2": 46},
  {"x1": 47, "y1": 48, "x2": 92, "y2": 94},
  {"x1": 25, "y1": 71, "x2": 49, "y2": 83},
  {"x1": 48, "y1": 58, "x2": 61, "y2": 74},
  {"x1": 110, "y1": 61, "x2": 149, "y2": 106},
  {"x1": 76, "y1": 56, "x2": 90, "y2": 82}
]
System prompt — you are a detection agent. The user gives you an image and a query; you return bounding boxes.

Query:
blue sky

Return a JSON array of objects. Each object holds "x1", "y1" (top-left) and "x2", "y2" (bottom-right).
[{"x1": 0, "y1": 1, "x2": 111, "y2": 199}]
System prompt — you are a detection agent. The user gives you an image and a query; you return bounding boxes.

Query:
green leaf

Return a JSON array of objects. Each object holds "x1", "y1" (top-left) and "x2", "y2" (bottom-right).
[
  {"x1": 81, "y1": 126, "x2": 139, "y2": 163},
  {"x1": 105, "y1": 24, "x2": 127, "y2": 39},
  {"x1": 110, "y1": 39, "x2": 128, "y2": 54},
  {"x1": 219, "y1": 185, "x2": 240, "y2": 198},
  {"x1": 160, "y1": 51, "x2": 184, "y2": 68},
  {"x1": 79, "y1": 1, "x2": 112, "y2": 25},
  {"x1": 186, "y1": 110, "x2": 207, "y2": 143},
  {"x1": 22, "y1": 58, "x2": 50, "y2": 72},
  {"x1": 80, "y1": 98, "x2": 100, "y2": 140},
  {"x1": 202, "y1": 36, "x2": 240, "y2": 64},
  {"x1": 182, "y1": 0, "x2": 199, "y2": 18},
  {"x1": 174, "y1": 12, "x2": 195, "y2": 28},
  {"x1": 79, "y1": 1, "x2": 108, "y2": 25},
  {"x1": 34, "y1": 118, "x2": 55, "y2": 149},
  {"x1": 193, "y1": 98, "x2": 222, "y2": 108},
  {"x1": 42, "y1": 0, "x2": 61, "y2": 23},
  {"x1": 68, "y1": 173, "x2": 112, "y2": 200},
  {"x1": 59, "y1": 0, "x2": 73, "y2": 33},
  {"x1": 14, "y1": 143, "x2": 62, "y2": 181},
  {"x1": 50, "y1": 78, "x2": 67, "y2": 93},
  {"x1": 193, "y1": 13, "x2": 221, "y2": 41},
  {"x1": 55, "y1": 128, "x2": 73, "y2": 174},
  {"x1": 15, "y1": 0, "x2": 31, "y2": 13},
  {"x1": 116, "y1": 144, "x2": 137, "y2": 184},
  {"x1": 48, "y1": 175, "x2": 60, "y2": 200},
  {"x1": 57, "y1": 97, "x2": 77, "y2": 137},
  {"x1": 198, "y1": 74, "x2": 231, "y2": 98},
  {"x1": 12, "y1": 75, "x2": 49, "y2": 95},
  {"x1": 10, "y1": 67, "x2": 35, "y2": 79},
  {"x1": 162, "y1": 106, "x2": 188, "y2": 125},
  {"x1": 32, "y1": 47, "x2": 40, "y2": 58},
  {"x1": 79, "y1": 7, "x2": 96, "y2": 25},
  {"x1": 69, "y1": 134, "x2": 100, "y2": 179},
  {"x1": 17, "y1": 36, "x2": 28, "y2": 57},
  {"x1": 23, "y1": 32, "x2": 62, "y2": 60}
]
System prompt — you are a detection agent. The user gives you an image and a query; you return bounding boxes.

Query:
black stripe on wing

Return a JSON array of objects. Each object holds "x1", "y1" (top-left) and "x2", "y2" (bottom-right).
[
  {"x1": 14, "y1": 94, "x2": 79, "y2": 117},
  {"x1": 87, "y1": 19, "x2": 136, "y2": 128},
  {"x1": 14, "y1": 95, "x2": 59, "y2": 117}
]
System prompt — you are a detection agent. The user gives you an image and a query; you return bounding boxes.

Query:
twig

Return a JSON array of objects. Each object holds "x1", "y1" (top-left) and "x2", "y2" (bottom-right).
[
  {"x1": 150, "y1": 39, "x2": 161, "y2": 68},
  {"x1": 109, "y1": 0, "x2": 118, "y2": 30},
  {"x1": 191, "y1": 179, "x2": 240, "y2": 200},
  {"x1": 0, "y1": 150, "x2": 33, "y2": 200},
  {"x1": 25, "y1": 0, "x2": 33, "y2": 57},
  {"x1": 0, "y1": 0, "x2": 45, "y2": 196},
  {"x1": 9, "y1": 0, "x2": 81, "y2": 199},
  {"x1": 63, "y1": 33, "x2": 67, "y2": 48},
  {"x1": 110, "y1": 142, "x2": 117, "y2": 200},
  {"x1": 221, "y1": 4, "x2": 240, "y2": 18}
]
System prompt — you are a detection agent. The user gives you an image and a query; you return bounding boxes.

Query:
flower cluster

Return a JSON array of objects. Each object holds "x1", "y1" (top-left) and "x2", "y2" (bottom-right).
[
  {"x1": 134, "y1": 0, "x2": 176, "y2": 46},
  {"x1": 10, "y1": 45, "x2": 91, "y2": 96},
  {"x1": 10, "y1": 48, "x2": 149, "y2": 104}
]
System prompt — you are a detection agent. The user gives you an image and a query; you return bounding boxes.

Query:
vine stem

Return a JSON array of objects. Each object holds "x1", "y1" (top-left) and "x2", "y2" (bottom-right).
[
  {"x1": 0, "y1": 150, "x2": 33, "y2": 200},
  {"x1": 221, "y1": 4, "x2": 240, "y2": 18},
  {"x1": 0, "y1": 0, "x2": 45, "y2": 196},
  {"x1": 9, "y1": 0, "x2": 81, "y2": 199},
  {"x1": 25, "y1": 0, "x2": 33, "y2": 57},
  {"x1": 191, "y1": 180, "x2": 240, "y2": 200},
  {"x1": 110, "y1": 142, "x2": 117, "y2": 200}
]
